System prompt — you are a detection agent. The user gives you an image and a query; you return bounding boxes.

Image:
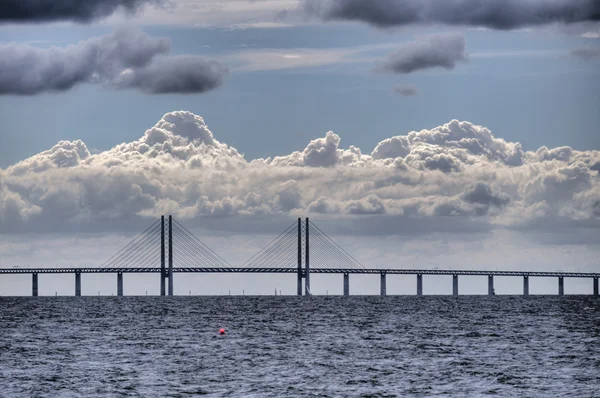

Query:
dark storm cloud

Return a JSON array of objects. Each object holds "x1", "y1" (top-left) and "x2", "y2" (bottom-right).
[
  {"x1": 392, "y1": 84, "x2": 418, "y2": 96},
  {"x1": 376, "y1": 34, "x2": 467, "y2": 74},
  {"x1": 0, "y1": 0, "x2": 164, "y2": 23},
  {"x1": 112, "y1": 56, "x2": 228, "y2": 94},
  {"x1": 303, "y1": 0, "x2": 600, "y2": 30},
  {"x1": 571, "y1": 47, "x2": 600, "y2": 60},
  {"x1": 0, "y1": 28, "x2": 168, "y2": 95},
  {"x1": 0, "y1": 29, "x2": 227, "y2": 95}
]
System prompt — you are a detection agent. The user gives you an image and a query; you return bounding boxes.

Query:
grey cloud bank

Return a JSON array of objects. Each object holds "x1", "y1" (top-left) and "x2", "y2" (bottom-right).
[
  {"x1": 303, "y1": 0, "x2": 600, "y2": 30},
  {"x1": 376, "y1": 34, "x2": 467, "y2": 74},
  {"x1": 0, "y1": 0, "x2": 163, "y2": 23},
  {"x1": 0, "y1": 29, "x2": 227, "y2": 95},
  {"x1": 1, "y1": 111, "x2": 598, "y2": 237}
]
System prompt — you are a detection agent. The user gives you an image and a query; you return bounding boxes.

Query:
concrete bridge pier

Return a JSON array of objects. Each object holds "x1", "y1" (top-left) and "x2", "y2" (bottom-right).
[
  {"x1": 452, "y1": 275, "x2": 458, "y2": 296},
  {"x1": 417, "y1": 274, "x2": 423, "y2": 296},
  {"x1": 594, "y1": 277, "x2": 599, "y2": 297},
  {"x1": 32, "y1": 273, "x2": 38, "y2": 297},
  {"x1": 380, "y1": 273, "x2": 386, "y2": 296},
  {"x1": 75, "y1": 271, "x2": 81, "y2": 297},
  {"x1": 117, "y1": 272, "x2": 123, "y2": 296},
  {"x1": 523, "y1": 276, "x2": 529, "y2": 296},
  {"x1": 343, "y1": 273, "x2": 349, "y2": 296},
  {"x1": 488, "y1": 275, "x2": 494, "y2": 296},
  {"x1": 558, "y1": 276, "x2": 564, "y2": 296}
]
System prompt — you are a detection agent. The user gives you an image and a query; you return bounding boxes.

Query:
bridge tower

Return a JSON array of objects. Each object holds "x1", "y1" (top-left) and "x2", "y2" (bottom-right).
[
  {"x1": 305, "y1": 217, "x2": 310, "y2": 296},
  {"x1": 168, "y1": 215, "x2": 173, "y2": 296},
  {"x1": 296, "y1": 217, "x2": 312, "y2": 296},
  {"x1": 238, "y1": 216, "x2": 365, "y2": 296},
  {"x1": 297, "y1": 218, "x2": 302, "y2": 295},
  {"x1": 161, "y1": 215, "x2": 166, "y2": 296}
]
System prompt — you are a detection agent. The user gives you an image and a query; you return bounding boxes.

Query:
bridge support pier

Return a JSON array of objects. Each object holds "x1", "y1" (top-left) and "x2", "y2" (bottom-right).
[
  {"x1": 32, "y1": 273, "x2": 38, "y2": 297},
  {"x1": 594, "y1": 277, "x2": 599, "y2": 297},
  {"x1": 488, "y1": 275, "x2": 494, "y2": 296},
  {"x1": 558, "y1": 276, "x2": 564, "y2": 296},
  {"x1": 380, "y1": 273, "x2": 386, "y2": 296},
  {"x1": 75, "y1": 271, "x2": 81, "y2": 297},
  {"x1": 117, "y1": 272, "x2": 123, "y2": 296},
  {"x1": 417, "y1": 274, "x2": 423, "y2": 296},
  {"x1": 452, "y1": 275, "x2": 458, "y2": 296},
  {"x1": 523, "y1": 276, "x2": 529, "y2": 296},
  {"x1": 343, "y1": 273, "x2": 349, "y2": 296}
]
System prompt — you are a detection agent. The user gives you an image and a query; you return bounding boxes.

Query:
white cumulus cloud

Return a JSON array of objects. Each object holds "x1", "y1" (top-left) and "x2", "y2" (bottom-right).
[{"x1": 1, "y1": 111, "x2": 598, "y2": 236}]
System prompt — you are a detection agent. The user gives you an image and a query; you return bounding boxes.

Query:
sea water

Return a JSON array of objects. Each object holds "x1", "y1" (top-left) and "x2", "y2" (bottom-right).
[{"x1": 1, "y1": 296, "x2": 599, "y2": 397}]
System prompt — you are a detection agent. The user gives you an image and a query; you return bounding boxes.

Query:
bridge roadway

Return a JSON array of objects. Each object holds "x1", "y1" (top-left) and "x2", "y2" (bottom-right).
[
  {"x1": 0, "y1": 267, "x2": 599, "y2": 278},
  {"x1": 1, "y1": 267, "x2": 599, "y2": 297}
]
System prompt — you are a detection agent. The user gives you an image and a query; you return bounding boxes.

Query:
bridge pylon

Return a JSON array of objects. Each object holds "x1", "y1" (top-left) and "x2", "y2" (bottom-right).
[
  {"x1": 296, "y1": 217, "x2": 311, "y2": 296},
  {"x1": 161, "y1": 215, "x2": 166, "y2": 295},
  {"x1": 159, "y1": 215, "x2": 175, "y2": 296},
  {"x1": 168, "y1": 215, "x2": 173, "y2": 296},
  {"x1": 297, "y1": 218, "x2": 302, "y2": 296},
  {"x1": 305, "y1": 217, "x2": 310, "y2": 296}
]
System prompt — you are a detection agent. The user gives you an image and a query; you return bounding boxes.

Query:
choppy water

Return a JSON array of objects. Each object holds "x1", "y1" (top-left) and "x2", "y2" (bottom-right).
[{"x1": 1, "y1": 296, "x2": 599, "y2": 397}]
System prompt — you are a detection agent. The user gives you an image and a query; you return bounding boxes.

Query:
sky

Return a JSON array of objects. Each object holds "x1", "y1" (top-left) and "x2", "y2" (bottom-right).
[{"x1": 0, "y1": 0, "x2": 599, "y2": 295}]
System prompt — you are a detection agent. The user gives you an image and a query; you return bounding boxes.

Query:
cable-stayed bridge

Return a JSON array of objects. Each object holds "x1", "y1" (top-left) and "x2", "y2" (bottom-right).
[{"x1": 1, "y1": 216, "x2": 599, "y2": 297}]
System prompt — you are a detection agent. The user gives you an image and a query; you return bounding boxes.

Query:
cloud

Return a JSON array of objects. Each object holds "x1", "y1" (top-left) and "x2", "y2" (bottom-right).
[
  {"x1": 125, "y1": 0, "x2": 299, "y2": 28},
  {"x1": 393, "y1": 84, "x2": 418, "y2": 96},
  {"x1": 221, "y1": 43, "x2": 398, "y2": 72},
  {"x1": 571, "y1": 47, "x2": 600, "y2": 60},
  {"x1": 112, "y1": 56, "x2": 227, "y2": 94},
  {"x1": 1, "y1": 111, "x2": 599, "y2": 237},
  {"x1": 461, "y1": 182, "x2": 511, "y2": 216},
  {"x1": 375, "y1": 34, "x2": 468, "y2": 74},
  {"x1": 0, "y1": 29, "x2": 227, "y2": 95},
  {"x1": 302, "y1": 0, "x2": 600, "y2": 30},
  {"x1": 1, "y1": 0, "x2": 164, "y2": 23},
  {"x1": 371, "y1": 119, "x2": 524, "y2": 166}
]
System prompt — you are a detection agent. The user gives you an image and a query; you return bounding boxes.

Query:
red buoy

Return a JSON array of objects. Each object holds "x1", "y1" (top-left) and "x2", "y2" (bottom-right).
[{"x1": 219, "y1": 328, "x2": 225, "y2": 335}]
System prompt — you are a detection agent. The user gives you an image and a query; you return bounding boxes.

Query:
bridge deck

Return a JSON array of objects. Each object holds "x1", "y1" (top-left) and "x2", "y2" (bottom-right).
[{"x1": 0, "y1": 268, "x2": 598, "y2": 278}]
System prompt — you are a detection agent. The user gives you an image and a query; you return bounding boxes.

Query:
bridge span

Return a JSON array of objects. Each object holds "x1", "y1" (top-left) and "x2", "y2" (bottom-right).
[{"x1": 1, "y1": 216, "x2": 598, "y2": 297}]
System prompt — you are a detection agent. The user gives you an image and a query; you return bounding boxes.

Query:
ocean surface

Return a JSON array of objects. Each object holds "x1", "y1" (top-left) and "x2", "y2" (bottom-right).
[{"x1": 1, "y1": 296, "x2": 599, "y2": 397}]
